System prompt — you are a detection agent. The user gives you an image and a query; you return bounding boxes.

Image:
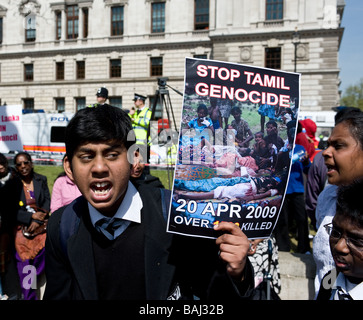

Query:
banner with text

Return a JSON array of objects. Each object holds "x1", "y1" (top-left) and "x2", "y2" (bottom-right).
[
  {"x1": 167, "y1": 58, "x2": 300, "y2": 239},
  {"x1": 0, "y1": 105, "x2": 23, "y2": 153}
]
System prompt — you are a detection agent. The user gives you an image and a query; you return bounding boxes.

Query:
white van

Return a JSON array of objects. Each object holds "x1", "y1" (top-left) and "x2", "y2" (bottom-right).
[
  {"x1": 297, "y1": 110, "x2": 335, "y2": 135},
  {"x1": 21, "y1": 112, "x2": 74, "y2": 155}
]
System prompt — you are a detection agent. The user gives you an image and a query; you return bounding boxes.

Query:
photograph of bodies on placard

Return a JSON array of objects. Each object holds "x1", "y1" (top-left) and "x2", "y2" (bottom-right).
[{"x1": 169, "y1": 58, "x2": 300, "y2": 240}]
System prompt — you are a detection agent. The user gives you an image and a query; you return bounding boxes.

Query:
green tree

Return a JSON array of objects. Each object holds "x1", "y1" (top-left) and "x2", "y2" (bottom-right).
[{"x1": 340, "y1": 78, "x2": 363, "y2": 110}]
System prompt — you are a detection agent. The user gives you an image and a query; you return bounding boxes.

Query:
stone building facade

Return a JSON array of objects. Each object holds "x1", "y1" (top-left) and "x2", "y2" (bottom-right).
[{"x1": 0, "y1": 0, "x2": 345, "y2": 124}]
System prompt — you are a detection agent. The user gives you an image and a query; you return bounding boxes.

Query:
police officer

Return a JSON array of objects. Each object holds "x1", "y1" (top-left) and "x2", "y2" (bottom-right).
[
  {"x1": 129, "y1": 93, "x2": 152, "y2": 145},
  {"x1": 129, "y1": 93, "x2": 152, "y2": 172},
  {"x1": 88, "y1": 87, "x2": 108, "y2": 107}
]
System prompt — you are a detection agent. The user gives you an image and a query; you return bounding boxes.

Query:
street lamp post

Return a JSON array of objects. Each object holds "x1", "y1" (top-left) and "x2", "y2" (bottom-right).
[{"x1": 292, "y1": 29, "x2": 300, "y2": 73}]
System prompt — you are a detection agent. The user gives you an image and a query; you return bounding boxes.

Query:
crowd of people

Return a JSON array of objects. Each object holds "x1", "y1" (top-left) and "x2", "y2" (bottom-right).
[
  {"x1": 176, "y1": 99, "x2": 363, "y2": 300},
  {"x1": 0, "y1": 100, "x2": 363, "y2": 301}
]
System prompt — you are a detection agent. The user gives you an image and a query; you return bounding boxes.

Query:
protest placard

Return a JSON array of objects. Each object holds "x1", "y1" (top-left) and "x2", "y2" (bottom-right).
[
  {"x1": 0, "y1": 105, "x2": 23, "y2": 153},
  {"x1": 167, "y1": 58, "x2": 300, "y2": 239}
]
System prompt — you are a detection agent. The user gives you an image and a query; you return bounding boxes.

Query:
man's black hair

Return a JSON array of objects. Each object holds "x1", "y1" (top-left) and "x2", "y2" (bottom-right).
[
  {"x1": 266, "y1": 119, "x2": 278, "y2": 128},
  {"x1": 65, "y1": 104, "x2": 135, "y2": 163},
  {"x1": 231, "y1": 106, "x2": 241, "y2": 115},
  {"x1": 336, "y1": 178, "x2": 363, "y2": 227}
]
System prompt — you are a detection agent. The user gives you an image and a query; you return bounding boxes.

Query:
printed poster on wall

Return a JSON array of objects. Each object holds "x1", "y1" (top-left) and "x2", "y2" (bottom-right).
[
  {"x1": 167, "y1": 58, "x2": 301, "y2": 240},
  {"x1": 0, "y1": 105, "x2": 23, "y2": 153}
]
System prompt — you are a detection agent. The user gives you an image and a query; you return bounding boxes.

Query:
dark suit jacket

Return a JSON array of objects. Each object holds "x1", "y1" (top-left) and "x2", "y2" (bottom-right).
[
  {"x1": 4, "y1": 172, "x2": 50, "y2": 230},
  {"x1": 316, "y1": 268, "x2": 338, "y2": 300},
  {"x1": 44, "y1": 184, "x2": 254, "y2": 300}
]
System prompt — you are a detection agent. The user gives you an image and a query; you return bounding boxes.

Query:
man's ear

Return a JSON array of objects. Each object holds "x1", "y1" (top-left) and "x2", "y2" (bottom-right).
[
  {"x1": 131, "y1": 150, "x2": 140, "y2": 170},
  {"x1": 63, "y1": 155, "x2": 75, "y2": 182},
  {"x1": 133, "y1": 150, "x2": 140, "y2": 162}
]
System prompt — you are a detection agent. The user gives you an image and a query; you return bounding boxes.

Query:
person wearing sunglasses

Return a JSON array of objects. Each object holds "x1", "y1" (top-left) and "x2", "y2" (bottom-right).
[
  {"x1": 316, "y1": 179, "x2": 363, "y2": 300},
  {"x1": 4, "y1": 152, "x2": 50, "y2": 300}
]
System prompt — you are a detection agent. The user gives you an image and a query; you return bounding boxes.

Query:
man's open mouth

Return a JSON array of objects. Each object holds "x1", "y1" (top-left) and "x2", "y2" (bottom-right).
[{"x1": 91, "y1": 182, "x2": 111, "y2": 195}]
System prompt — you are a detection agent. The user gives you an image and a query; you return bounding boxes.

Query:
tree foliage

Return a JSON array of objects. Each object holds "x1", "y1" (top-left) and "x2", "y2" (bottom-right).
[{"x1": 340, "y1": 78, "x2": 363, "y2": 110}]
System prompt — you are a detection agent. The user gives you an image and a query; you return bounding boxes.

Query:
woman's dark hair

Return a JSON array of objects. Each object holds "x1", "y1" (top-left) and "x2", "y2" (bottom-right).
[
  {"x1": 65, "y1": 104, "x2": 135, "y2": 163},
  {"x1": 0, "y1": 153, "x2": 9, "y2": 179},
  {"x1": 0, "y1": 153, "x2": 8, "y2": 170},
  {"x1": 197, "y1": 104, "x2": 208, "y2": 113},
  {"x1": 334, "y1": 107, "x2": 361, "y2": 124},
  {"x1": 14, "y1": 152, "x2": 32, "y2": 164},
  {"x1": 13, "y1": 152, "x2": 34, "y2": 177},
  {"x1": 335, "y1": 110, "x2": 363, "y2": 151}
]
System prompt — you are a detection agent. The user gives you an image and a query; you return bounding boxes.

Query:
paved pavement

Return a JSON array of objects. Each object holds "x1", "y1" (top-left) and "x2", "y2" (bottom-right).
[{"x1": 278, "y1": 251, "x2": 316, "y2": 300}]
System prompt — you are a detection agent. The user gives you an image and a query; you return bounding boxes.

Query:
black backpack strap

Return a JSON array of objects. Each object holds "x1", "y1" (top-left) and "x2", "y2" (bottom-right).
[
  {"x1": 59, "y1": 196, "x2": 85, "y2": 257},
  {"x1": 160, "y1": 188, "x2": 172, "y2": 222}
]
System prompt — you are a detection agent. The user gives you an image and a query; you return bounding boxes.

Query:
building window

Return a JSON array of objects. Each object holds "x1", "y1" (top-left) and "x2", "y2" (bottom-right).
[
  {"x1": 265, "y1": 47, "x2": 281, "y2": 69},
  {"x1": 26, "y1": 28, "x2": 36, "y2": 42},
  {"x1": 150, "y1": 57, "x2": 163, "y2": 76},
  {"x1": 55, "y1": 98, "x2": 65, "y2": 113},
  {"x1": 193, "y1": 54, "x2": 208, "y2": 59},
  {"x1": 67, "y1": 5, "x2": 79, "y2": 39},
  {"x1": 76, "y1": 61, "x2": 85, "y2": 79},
  {"x1": 24, "y1": 64, "x2": 34, "y2": 81},
  {"x1": 55, "y1": 11, "x2": 62, "y2": 40},
  {"x1": 111, "y1": 6, "x2": 124, "y2": 36},
  {"x1": 76, "y1": 97, "x2": 86, "y2": 111},
  {"x1": 109, "y1": 96, "x2": 122, "y2": 109},
  {"x1": 25, "y1": 15, "x2": 36, "y2": 42},
  {"x1": 266, "y1": 0, "x2": 283, "y2": 20},
  {"x1": 0, "y1": 18, "x2": 2, "y2": 44},
  {"x1": 23, "y1": 98, "x2": 34, "y2": 110},
  {"x1": 56, "y1": 62, "x2": 64, "y2": 80},
  {"x1": 83, "y1": 8, "x2": 88, "y2": 38},
  {"x1": 151, "y1": 2, "x2": 165, "y2": 33},
  {"x1": 195, "y1": 0, "x2": 209, "y2": 30},
  {"x1": 110, "y1": 59, "x2": 121, "y2": 78}
]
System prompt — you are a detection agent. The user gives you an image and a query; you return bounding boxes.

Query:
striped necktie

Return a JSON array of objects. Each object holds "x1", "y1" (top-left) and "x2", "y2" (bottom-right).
[
  {"x1": 335, "y1": 286, "x2": 353, "y2": 300},
  {"x1": 95, "y1": 218, "x2": 129, "y2": 240}
]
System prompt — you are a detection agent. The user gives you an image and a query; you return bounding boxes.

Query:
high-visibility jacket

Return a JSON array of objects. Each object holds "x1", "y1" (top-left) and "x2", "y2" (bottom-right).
[
  {"x1": 167, "y1": 144, "x2": 177, "y2": 164},
  {"x1": 87, "y1": 103, "x2": 104, "y2": 108},
  {"x1": 129, "y1": 107, "x2": 152, "y2": 145}
]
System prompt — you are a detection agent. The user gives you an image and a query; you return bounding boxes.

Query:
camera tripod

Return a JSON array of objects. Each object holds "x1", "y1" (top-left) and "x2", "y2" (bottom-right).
[
  {"x1": 150, "y1": 77, "x2": 180, "y2": 132},
  {"x1": 148, "y1": 77, "x2": 182, "y2": 188}
]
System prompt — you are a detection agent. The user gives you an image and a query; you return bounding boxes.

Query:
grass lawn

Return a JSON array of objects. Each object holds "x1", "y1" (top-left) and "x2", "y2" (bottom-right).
[{"x1": 34, "y1": 165, "x2": 64, "y2": 193}]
